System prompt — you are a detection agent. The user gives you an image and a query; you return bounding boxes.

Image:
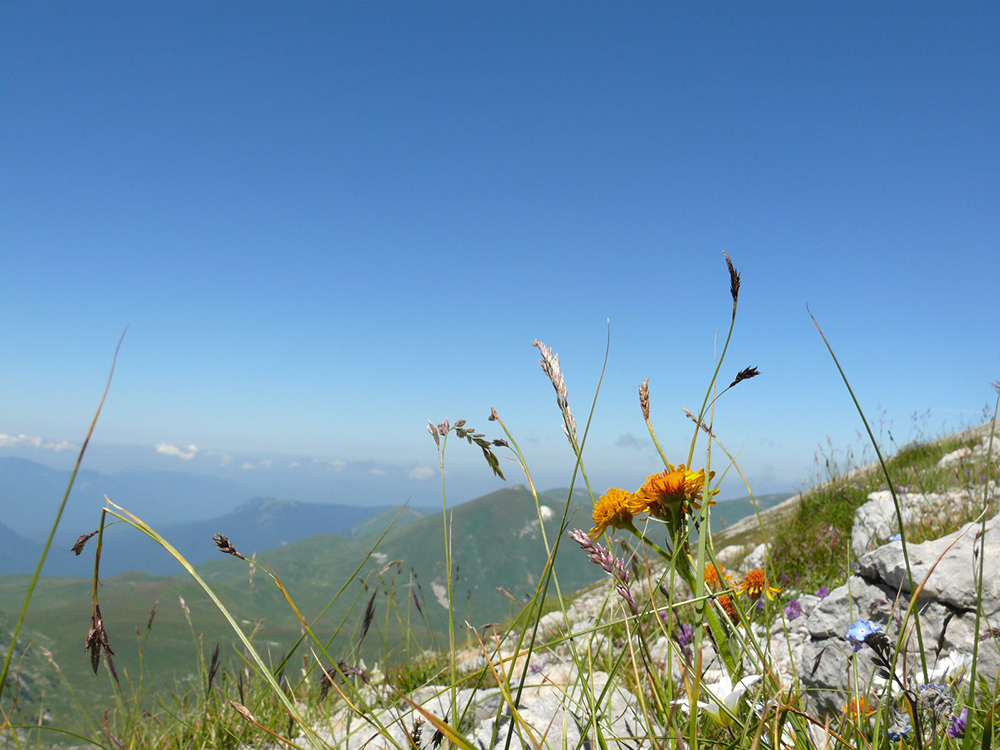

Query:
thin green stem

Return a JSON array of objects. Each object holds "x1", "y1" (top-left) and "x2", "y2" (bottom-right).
[
  {"x1": 0, "y1": 329, "x2": 125, "y2": 705},
  {"x1": 808, "y1": 306, "x2": 929, "y2": 683}
]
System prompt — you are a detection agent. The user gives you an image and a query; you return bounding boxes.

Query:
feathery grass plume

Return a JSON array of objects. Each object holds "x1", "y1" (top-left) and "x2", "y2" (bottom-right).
[
  {"x1": 724, "y1": 250, "x2": 740, "y2": 304},
  {"x1": 212, "y1": 533, "x2": 246, "y2": 560},
  {"x1": 728, "y1": 365, "x2": 760, "y2": 389},
  {"x1": 532, "y1": 339, "x2": 578, "y2": 444},
  {"x1": 639, "y1": 378, "x2": 650, "y2": 420},
  {"x1": 567, "y1": 529, "x2": 638, "y2": 615},
  {"x1": 72, "y1": 530, "x2": 99, "y2": 556}
]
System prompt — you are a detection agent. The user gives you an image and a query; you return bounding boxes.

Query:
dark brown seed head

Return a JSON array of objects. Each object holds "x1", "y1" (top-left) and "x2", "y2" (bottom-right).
[
  {"x1": 639, "y1": 379, "x2": 650, "y2": 421},
  {"x1": 72, "y1": 530, "x2": 99, "y2": 556},
  {"x1": 361, "y1": 590, "x2": 377, "y2": 641},
  {"x1": 212, "y1": 533, "x2": 246, "y2": 560},
  {"x1": 724, "y1": 251, "x2": 740, "y2": 303},
  {"x1": 728, "y1": 366, "x2": 760, "y2": 388}
]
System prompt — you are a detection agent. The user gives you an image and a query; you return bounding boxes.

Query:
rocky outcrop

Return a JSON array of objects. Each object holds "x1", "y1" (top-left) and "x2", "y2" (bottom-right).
[
  {"x1": 850, "y1": 485, "x2": 998, "y2": 557},
  {"x1": 798, "y1": 513, "x2": 1000, "y2": 715}
]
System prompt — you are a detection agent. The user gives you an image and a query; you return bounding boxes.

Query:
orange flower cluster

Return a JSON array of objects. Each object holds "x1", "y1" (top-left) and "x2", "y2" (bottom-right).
[{"x1": 589, "y1": 464, "x2": 719, "y2": 540}]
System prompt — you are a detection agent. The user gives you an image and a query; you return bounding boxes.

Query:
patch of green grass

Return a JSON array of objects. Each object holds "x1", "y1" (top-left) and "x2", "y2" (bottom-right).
[{"x1": 770, "y1": 431, "x2": 994, "y2": 591}]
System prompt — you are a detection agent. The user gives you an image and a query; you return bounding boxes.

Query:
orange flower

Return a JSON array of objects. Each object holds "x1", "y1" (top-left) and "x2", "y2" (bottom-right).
[
  {"x1": 704, "y1": 563, "x2": 731, "y2": 591},
  {"x1": 842, "y1": 695, "x2": 877, "y2": 719},
  {"x1": 717, "y1": 594, "x2": 739, "y2": 623},
  {"x1": 629, "y1": 465, "x2": 717, "y2": 520},
  {"x1": 589, "y1": 488, "x2": 635, "y2": 540},
  {"x1": 735, "y1": 569, "x2": 782, "y2": 601}
]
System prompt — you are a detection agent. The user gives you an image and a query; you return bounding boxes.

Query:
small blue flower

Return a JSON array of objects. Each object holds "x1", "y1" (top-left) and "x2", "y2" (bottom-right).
[
  {"x1": 947, "y1": 708, "x2": 967, "y2": 739},
  {"x1": 889, "y1": 533, "x2": 902, "y2": 542},
  {"x1": 888, "y1": 725, "x2": 911, "y2": 743},
  {"x1": 846, "y1": 620, "x2": 882, "y2": 652}
]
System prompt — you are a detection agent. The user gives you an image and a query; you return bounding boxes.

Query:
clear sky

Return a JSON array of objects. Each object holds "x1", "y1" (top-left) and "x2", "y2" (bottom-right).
[{"x1": 1, "y1": 2, "x2": 997, "y2": 510}]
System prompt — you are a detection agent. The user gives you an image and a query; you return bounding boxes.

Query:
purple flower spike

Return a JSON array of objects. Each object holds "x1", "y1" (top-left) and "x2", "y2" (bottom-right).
[
  {"x1": 785, "y1": 599, "x2": 803, "y2": 621},
  {"x1": 673, "y1": 623, "x2": 695, "y2": 647},
  {"x1": 815, "y1": 586, "x2": 830, "y2": 599},
  {"x1": 947, "y1": 708, "x2": 967, "y2": 739}
]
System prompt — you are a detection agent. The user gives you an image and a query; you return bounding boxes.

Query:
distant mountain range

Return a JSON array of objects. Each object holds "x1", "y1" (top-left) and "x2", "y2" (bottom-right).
[
  {"x1": 0, "y1": 456, "x2": 252, "y2": 539},
  {"x1": 0, "y1": 456, "x2": 425, "y2": 576},
  {"x1": 0, "y1": 476, "x2": 791, "y2": 728}
]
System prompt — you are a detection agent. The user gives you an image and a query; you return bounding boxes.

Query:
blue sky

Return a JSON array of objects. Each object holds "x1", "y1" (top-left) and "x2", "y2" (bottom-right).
[{"x1": 1, "y1": 2, "x2": 997, "y2": 511}]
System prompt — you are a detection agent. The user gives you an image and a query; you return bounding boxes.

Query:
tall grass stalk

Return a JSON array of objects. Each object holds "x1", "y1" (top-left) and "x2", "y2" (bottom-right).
[
  {"x1": 808, "y1": 306, "x2": 930, "y2": 682},
  {"x1": 0, "y1": 329, "x2": 125, "y2": 708}
]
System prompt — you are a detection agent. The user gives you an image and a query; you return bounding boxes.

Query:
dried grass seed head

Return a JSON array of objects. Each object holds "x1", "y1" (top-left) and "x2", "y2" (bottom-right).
[
  {"x1": 213, "y1": 533, "x2": 246, "y2": 560},
  {"x1": 72, "y1": 529, "x2": 99, "y2": 556},
  {"x1": 724, "y1": 251, "x2": 740, "y2": 303},
  {"x1": 728, "y1": 366, "x2": 760, "y2": 389}
]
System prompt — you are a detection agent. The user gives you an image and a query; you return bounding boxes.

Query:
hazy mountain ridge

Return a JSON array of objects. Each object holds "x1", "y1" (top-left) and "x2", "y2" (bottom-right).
[
  {"x1": 0, "y1": 457, "x2": 428, "y2": 576},
  {"x1": 0, "y1": 467, "x2": 790, "y2": 728}
]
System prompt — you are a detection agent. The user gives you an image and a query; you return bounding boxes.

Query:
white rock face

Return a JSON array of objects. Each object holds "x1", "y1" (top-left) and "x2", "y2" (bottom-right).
[
  {"x1": 938, "y1": 434, "x2": 1000, "y2": 467},
  {"x1": 858, "y1": 511, "x2": 1000, "y2": 615},
  {"x1": 849, "y1": 486, "x2": 996, "y2": 557},
  {"x1": 799, "y1": 512, "x2": 1000, "y2": 714}
]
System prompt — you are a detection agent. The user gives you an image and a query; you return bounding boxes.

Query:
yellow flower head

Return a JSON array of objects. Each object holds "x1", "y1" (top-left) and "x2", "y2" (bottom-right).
[
  {"x1": 735, "y1": 569, "x2": 782, "y2": 601},
  {"x1": 629, "y1": 465, "x2": 717, "y2": 520},
  {"x1": 589, "y1": 487, "x2": 635, "y2": 540}
]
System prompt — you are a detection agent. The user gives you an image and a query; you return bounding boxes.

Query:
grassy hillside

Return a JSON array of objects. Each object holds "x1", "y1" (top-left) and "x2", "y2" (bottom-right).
[{"x1": 0, "y1": 485, "x2": 602, "y2": 730}]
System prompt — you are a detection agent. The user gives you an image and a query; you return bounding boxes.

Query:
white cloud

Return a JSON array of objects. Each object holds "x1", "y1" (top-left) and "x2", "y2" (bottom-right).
[
  {"x1": 219, "y1": 454, "x2": 232, "y2": 466},
  {"x1": 155, "y1": 443, "x2": 198, "y2": 460},
  {"x1": 240, "y1": 463, "x2": 255, "y2": 470},
  {"x1": 328, "y1": 459, "x2": 346, "y2": 471},
  {"x1": 370, "y1": 468, "x2": 386, "y2": 476},
  {"x1": 260, "y1": 459, "x2": 273, "y2": 468},
  {"x1": 288, "y1": 461, "x2": 300, "y2": 469},
  {"x1": 409, "y1": 466, "x2": 435, "y2": 481},
  {"x1": 0, "y1": 433, "x2": 77, "y2": 452}
]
